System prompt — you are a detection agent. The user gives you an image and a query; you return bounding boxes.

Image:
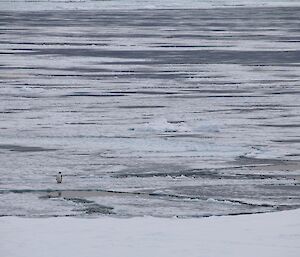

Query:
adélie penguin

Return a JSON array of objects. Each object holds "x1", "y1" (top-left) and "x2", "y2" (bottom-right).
[{"x1": 56, "y1": 172, "x2": 62, "y2": 184}]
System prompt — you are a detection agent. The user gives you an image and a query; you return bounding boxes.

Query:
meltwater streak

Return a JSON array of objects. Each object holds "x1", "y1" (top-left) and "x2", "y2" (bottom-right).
[{"x1": 0, "y1": 6, "x2": 299, "y2": 217}]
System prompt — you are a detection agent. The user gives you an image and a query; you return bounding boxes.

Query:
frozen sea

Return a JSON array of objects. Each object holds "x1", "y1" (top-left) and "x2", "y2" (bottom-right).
[{"x1": 0, "y1": 0, "x2": 300, "y2": 218}]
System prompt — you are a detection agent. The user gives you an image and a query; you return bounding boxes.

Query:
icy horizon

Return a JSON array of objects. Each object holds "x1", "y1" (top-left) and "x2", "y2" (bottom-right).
[{"x1": 1, "y1": 0, "x2": 300, "y2": 11}]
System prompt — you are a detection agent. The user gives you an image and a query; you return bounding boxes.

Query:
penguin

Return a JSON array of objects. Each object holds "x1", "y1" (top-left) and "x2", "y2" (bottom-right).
[{"x1": 56, "y1": 172, "x2": 62, "y2": 184}]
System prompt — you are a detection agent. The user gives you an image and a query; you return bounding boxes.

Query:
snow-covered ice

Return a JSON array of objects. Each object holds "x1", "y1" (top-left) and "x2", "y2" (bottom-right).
[
  {"x1": 1, "y1": 0, "x2": 300, "y2": 11},
  {"x1": 1, "y1": 209, "x2": 300, "y2": 257},
  {"x1": 0, "y1": 2, "x2": 300, "y2": 256}
]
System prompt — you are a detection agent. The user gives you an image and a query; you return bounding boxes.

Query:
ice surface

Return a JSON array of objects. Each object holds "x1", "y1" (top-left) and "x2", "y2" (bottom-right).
[
  {"x1": 0, "y1": 4, "x2": 300, "y2": 217},
  {"x1": 1, "y1": 209, "x2": 300, "y2": 257},
  {"x1": 1, "y1": 0, "x2": 300, "y2": 11}
]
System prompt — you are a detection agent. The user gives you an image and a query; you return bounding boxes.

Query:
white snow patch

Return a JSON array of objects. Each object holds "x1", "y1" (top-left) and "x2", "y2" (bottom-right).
[
  {"x1": 1, "y1": 209, "x2": 300, "y2": 257},
  {"x1": 133, "y1": 118, "x2": 191, "y2": 133}
]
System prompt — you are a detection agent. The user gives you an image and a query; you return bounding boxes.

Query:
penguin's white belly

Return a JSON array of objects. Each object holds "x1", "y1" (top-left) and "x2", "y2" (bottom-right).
[{"x1": 56, "y1": 175, "x2": 62, "y2": 183}]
